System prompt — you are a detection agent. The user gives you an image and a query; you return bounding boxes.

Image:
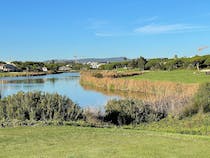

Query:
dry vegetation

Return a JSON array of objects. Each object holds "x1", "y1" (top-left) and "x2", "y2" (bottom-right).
[
  {"x1": 80, "y1": 71, "x2": 199, "y2": 114},
  {"x1": 0, "y1": 71, "x2": 62, "y2": 77},
  {"x1": 80, "y1": 71, "x2": 198, "y2": 95}
]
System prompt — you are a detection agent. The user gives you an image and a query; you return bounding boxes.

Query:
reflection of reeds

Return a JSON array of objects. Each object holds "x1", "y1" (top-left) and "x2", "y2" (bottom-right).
[
  {"x1": 80, "y1": 71, "x2": 199, "y2": 115},
  {"x1": 82, "y1": 83, "x2": 150, "y2": 100}
]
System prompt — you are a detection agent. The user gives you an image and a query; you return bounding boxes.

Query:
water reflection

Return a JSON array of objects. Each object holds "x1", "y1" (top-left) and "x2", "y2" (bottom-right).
[
  {"x1": 81, "y1": 83, "x2": 165, "y2": 103},
  {"x1": 0, "y1": 73, "x2": 120, "y2": 107},
  {"x1": 81, "y1": 84, "x2": 146, "y2": 99}
]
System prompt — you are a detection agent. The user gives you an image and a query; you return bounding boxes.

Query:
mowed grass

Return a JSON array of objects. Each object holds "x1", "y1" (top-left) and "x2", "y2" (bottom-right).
[
  {"x1": 0, "y1": 126, "x2": 210, "y2": 158},
  {"x1": 129, "y1": 70, "x2": 210, "y2": 83}
]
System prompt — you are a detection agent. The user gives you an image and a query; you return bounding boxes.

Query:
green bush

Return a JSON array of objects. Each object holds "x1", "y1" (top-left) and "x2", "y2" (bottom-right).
[
  {"x1": 0, "y1": 91, "x2": 83, "y2": 124},
  {"x1": 104, "y1": 99, "x2": 167, "y2": 125},
  {"x1": 182, "y1": 82, "x2": 210, "y2": 117},
  {"x1": 92, "y1": 72, "x2": 103, "y2": 78}
]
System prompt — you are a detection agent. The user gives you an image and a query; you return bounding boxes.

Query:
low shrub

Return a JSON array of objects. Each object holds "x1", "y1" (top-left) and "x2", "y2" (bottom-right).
[
  {"x1": 104, "y1": 99, "x2": 167, "y2": 125},
  {"x1": 92, "y1": 72, "x2": 103, "y2": 78},
  {"x1": 182, "y1": 82, "x2": 210, "y2": 117},
  {"x1": 83, "y1": 107, "x2": 104, "y2": 125},
  {"x1": 0, "y1": 91, "x2": 83, "y2": 123}
]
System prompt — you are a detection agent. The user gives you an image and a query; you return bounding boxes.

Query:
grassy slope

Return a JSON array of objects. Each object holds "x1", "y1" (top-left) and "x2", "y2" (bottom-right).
[
  {"x1": 134, "y1": 113, "x2": 210, "y2": 135},
  {"x1": 129, "y1": 70, "x2": 210, "y2": 83},
  {"x1": 0, "y1": 126, "x2": 210, "y2": 158}
]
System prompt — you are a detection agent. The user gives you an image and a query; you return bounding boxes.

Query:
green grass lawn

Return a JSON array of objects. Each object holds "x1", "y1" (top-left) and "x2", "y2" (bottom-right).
[
  {"x1": 0, "y1": 126, "x2": 210, "y2": 158},
  {"x1": 134, "y1": 113, "x2": 210, "y2": 136},
  {"x1": 129, "y1": 70, "x2": 210, "y2": 83}
]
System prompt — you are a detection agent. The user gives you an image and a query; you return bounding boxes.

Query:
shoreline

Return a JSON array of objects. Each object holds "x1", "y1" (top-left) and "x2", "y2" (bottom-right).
[
  {"x1": 80, "y1": 71, "x2": 199, "y2": 95},
  {"x1": 0, "y1": 70, "x2": 78, "y2": 78}
]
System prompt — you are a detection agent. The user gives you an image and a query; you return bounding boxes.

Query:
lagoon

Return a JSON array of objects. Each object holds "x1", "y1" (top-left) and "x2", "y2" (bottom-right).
[{"x1": 0, "y1": 72, "x2": 120, "y2": 108}]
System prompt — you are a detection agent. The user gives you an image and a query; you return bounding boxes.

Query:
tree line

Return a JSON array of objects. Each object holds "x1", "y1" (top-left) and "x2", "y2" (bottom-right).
[
  {"x1": 99, "y1": 55, "x2": 210, "y2": 70},
  {"x1": 9, "y1": 61, "x2": 87, "y2": 72},
  {"x1": 3, "y1": 54, "x2": 210, "y2": 72}
]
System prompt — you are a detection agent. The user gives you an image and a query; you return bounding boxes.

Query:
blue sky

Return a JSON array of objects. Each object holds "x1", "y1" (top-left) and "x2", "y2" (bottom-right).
[{"x1": 0, "y1": 0, "x2": 210, "y2": 61}]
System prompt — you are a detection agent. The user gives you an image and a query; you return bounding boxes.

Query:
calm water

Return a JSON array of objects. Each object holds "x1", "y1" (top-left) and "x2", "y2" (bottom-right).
[{"x1": 0, "y1": 73, "x2": 120, "y2": 107}]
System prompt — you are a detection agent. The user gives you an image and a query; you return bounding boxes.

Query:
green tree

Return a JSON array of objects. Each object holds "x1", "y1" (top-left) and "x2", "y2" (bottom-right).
[{"x1": 137, "y1": 56, "x2": 147, "y2": 70}]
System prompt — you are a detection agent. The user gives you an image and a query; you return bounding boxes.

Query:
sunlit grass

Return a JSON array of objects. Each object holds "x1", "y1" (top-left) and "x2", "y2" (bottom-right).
[
  {"x1": 134, "y1": 113, "x2": 210, "y2": 135},
  {"x1": 129, "y1": 70, "x2": 210, "y2": 83},
  {"x1": 0, "y1": 126, "x2": 210, "y2": 158}
]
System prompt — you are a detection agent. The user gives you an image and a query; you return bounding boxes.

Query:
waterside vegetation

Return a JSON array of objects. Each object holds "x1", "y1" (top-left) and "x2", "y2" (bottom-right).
[
  {"x1": 0, "y1": 82, "x2": 210, "y2": 157},
  {"x1": 80, "y1": 71, "x2": 199, "y2": 114},
  {"x1": 0, "y1": 71, "x2": 62, "y2": 77},
  {"x1": 0, "y1": 92, "x2": 83, "y2": 127},
  {"x1": 0, "y1": 82, "x2": 209, "y2": 131},
  {"x1": 1, "y1": 55, "x2": 210, "y2": 158}
]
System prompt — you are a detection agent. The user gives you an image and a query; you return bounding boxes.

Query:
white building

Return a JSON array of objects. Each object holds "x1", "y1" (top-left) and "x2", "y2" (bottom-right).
[
  {"x1": 0, "y1": 63, "x2": 18, "y2": 72},
  {"x1": 87, "y1": 62, "x2": 105, "y2": 69},
  {"x1": 42, "y1": 67, "x2": 48, "y2": 72}
]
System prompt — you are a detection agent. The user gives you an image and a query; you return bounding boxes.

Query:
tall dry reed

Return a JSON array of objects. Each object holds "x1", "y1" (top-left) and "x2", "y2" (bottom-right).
[{"x1": 80, "y1": 71, "x2": 199, "y2": 115}]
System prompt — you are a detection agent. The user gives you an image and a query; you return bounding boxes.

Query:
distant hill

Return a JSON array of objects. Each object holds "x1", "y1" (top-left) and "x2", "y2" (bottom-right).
[{"x1": 45, "y1": 57, "x2": 129, "y2": 64}]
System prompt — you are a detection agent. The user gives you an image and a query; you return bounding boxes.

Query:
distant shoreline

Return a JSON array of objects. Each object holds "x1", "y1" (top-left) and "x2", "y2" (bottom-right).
[{"x1": 0, "y1": 71, "x2": 78, "y2": 77}]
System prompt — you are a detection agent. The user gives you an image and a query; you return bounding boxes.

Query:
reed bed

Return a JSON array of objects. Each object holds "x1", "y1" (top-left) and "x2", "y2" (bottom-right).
[
  {"x1": 0, "y1": 72, "x2": 47, "y2": 77},
  {"x1": 80, "y1": 71, "x2": 198, "y2": 95},
  {"x1": 0, "y1": 71, "x2": 64, "y2": 77},
  {"x1": 80, "y1": 71, "x2": 199, "y2": 114}
]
